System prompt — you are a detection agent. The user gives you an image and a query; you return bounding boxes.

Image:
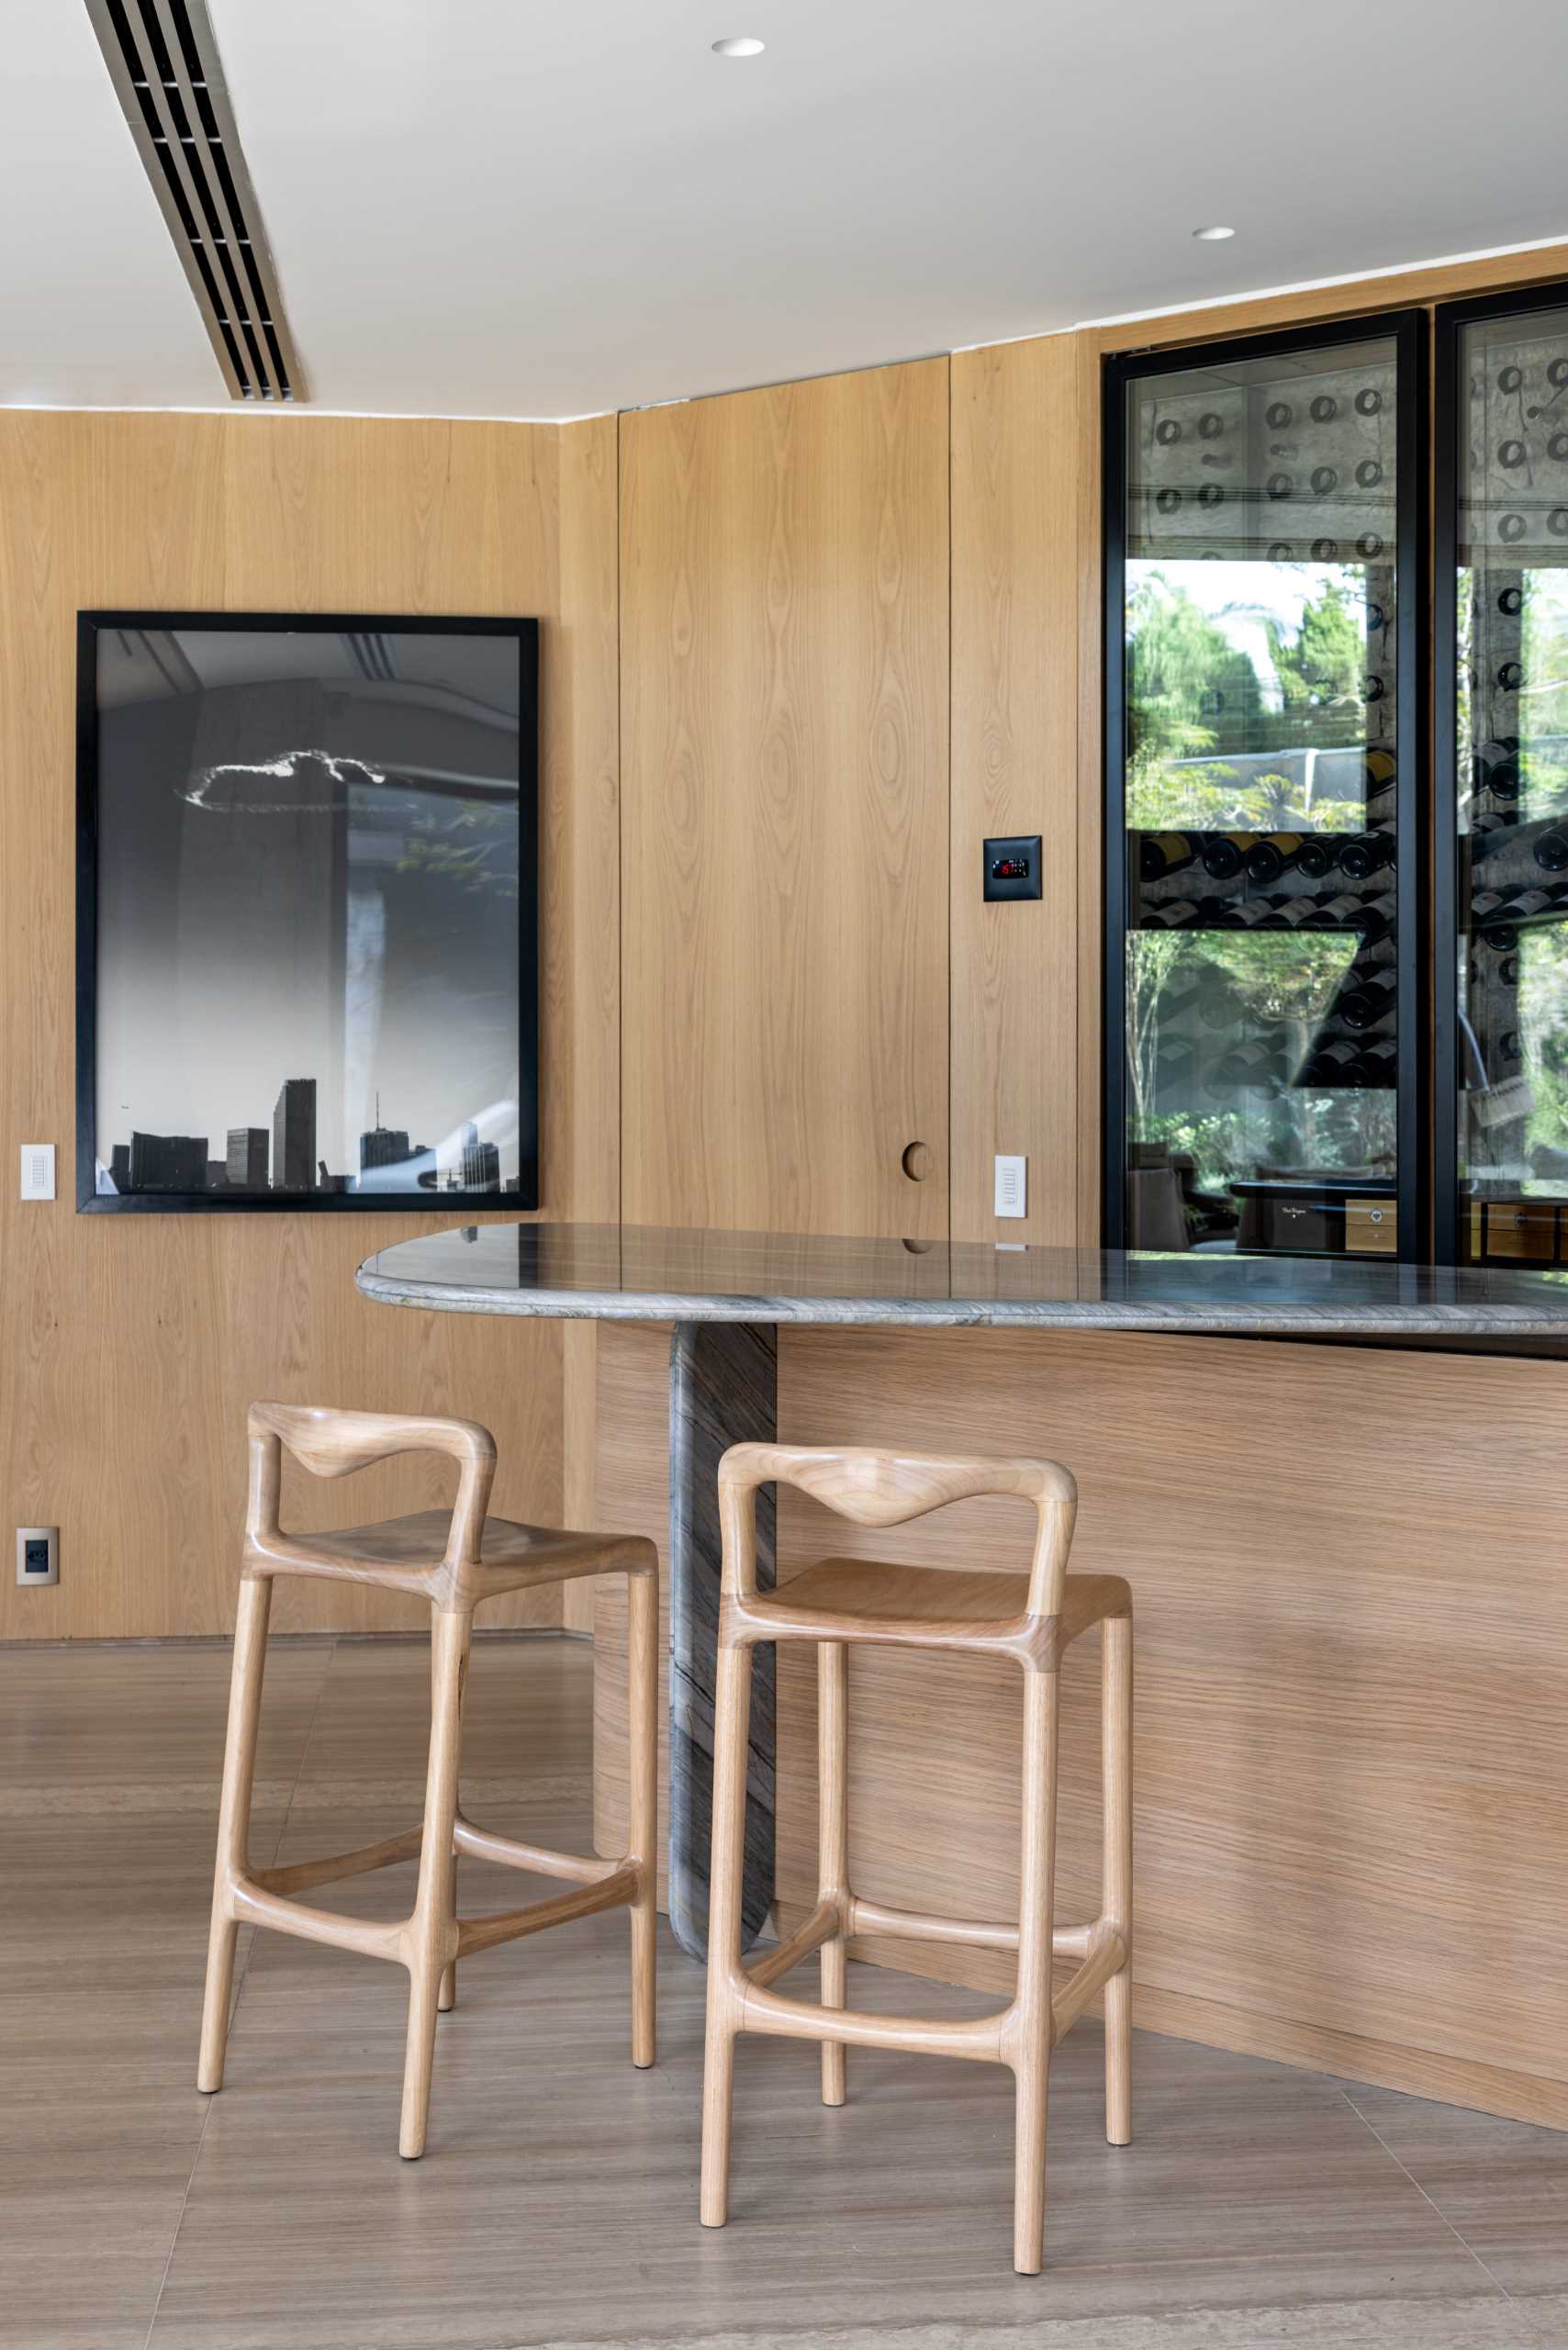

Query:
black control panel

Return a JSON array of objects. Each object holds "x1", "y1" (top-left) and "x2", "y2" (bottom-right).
[{"x1": 982, "y1": 834, "x2": 1042, "y2": 903}]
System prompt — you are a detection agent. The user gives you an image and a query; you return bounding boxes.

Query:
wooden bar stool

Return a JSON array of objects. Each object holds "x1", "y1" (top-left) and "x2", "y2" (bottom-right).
[
  {"x1": 197, "y1": 1403, "x2": 658, "y2": 2157},
  {"x1": 700, "y1": 1443, "x2": 1132, "y2": 2274}
]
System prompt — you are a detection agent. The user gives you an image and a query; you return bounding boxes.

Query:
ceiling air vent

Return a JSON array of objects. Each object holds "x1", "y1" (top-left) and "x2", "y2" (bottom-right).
[{"x1": 85, "y1": 0, "x2": 305, "y2": 401}]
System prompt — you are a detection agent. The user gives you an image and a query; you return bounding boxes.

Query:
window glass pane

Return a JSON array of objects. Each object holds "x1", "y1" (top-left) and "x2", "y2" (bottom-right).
[
  {"x1": 1120, "y1": 334, "x2": 1402, "y2": 1259},
  {"x1": 1455, "y1": 303, "x2": 1568, "y2": 1265}
]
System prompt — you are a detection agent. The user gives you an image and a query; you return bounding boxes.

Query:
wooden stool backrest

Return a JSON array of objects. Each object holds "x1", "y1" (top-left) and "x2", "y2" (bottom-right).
[
  {"x1": 246, "y1": 1404, "x2": 497, "y2": 1567},
  {"x1": 717, "y1": 1442, "x2": 1078, "y2": 1619}
]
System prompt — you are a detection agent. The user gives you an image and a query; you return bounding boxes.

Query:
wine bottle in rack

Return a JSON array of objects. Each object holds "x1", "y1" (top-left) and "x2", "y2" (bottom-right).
[
  {"x1": 1305, "y1": 891, "x2": 1371, "y2": 930},
  {"x1": 1534, "y1": 830, "x2": 1568, "y2": 872},
  {"x1": 1216, "y1": 897, "x2": 1283, "y2": 930},
  {"x1": 1359, "y1": 892, "x2": 1397, "y2": 943},
  {"x1": 1337, "y1": 832, "x2": 1394, "y2": 878},
  {"x1": 1363, "y1": 747, "x2": 1398, "y2": 814},
  {"x1": 1244, "y1": 834, "x2": 1303, "y2": 883},
  {"x1": 1211, "y1": 1038, "x2": 1288, "y2": 1090},
  {"x1": 1138, "y1": 830, "x2": 1196, "y2": 880},
  {"x1": 1142, "y1": 900, "x2": 1202, "y2": 930},
  {"x1": 1200, "y1": 834, "x2": 1245, "y2": 879},
  {"x1": 1352, "y1": 1038, "x2": 1398, "y2": 1085},
  {"x1": 1339, "y1": 969, "x2": 1398, "y2": 1029},
  {"x1": 1155, "y1": 979, "x2": 1203, "y2": 1024},
  {"x1": 1294, "y1": 836, "x2": 1334, "y2": 878}
]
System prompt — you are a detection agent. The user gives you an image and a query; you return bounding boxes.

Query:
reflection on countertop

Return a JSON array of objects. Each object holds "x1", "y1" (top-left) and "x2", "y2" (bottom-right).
[{"x1": 357, "y1": 1220, "x2": 1568, "y2": 1337}]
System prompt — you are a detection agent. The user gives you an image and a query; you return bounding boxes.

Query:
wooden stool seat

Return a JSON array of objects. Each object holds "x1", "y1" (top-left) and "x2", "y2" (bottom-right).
[
  {"x1": 700, "y1": 1442, "x2": 1134, "y2": 2275},
  {"x1": 258, "y1": 1505, "x2": 651, "y2": 1602},
  {"x1": 759, "y1": 1558, "x2": 1133, "y2": 1651},
  {"x1": 198, "y1": 1404, "x2": 658, "y2": 2159}
]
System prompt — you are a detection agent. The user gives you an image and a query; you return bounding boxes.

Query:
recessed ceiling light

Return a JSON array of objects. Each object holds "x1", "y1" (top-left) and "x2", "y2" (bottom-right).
[
  {"x1": 1193, "y1": 225, "x2": 1236, "y2": 241},
  {"x1": 712, "y1": 36, "x2": 766, "y2": 56}
]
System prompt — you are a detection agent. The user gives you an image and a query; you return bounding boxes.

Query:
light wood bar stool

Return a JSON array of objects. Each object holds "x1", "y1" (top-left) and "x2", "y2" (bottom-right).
[
  {"x1": 700, "y1": 1443, "x2": 1132, "y2": 2274},
  {"x1": 197, "y1": 1403, "x2": 658, "y2": 2157}
]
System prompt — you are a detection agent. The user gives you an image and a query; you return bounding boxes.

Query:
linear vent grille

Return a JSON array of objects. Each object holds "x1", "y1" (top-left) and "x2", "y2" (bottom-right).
[{"x1": 86, "y1": 0, "x2": 305, "y2": 400}]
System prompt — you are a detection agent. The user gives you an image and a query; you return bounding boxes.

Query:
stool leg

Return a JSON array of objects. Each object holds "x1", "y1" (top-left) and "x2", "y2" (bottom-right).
[
  {"x1": 198, "y1": 1572, "x2": 273, "y2": 2093},
  {"x1": 1012, "y1": 1664, "x2": 1060, "y2": 2276},
  {"x1": 399, "y1": 1605, "x2": 469, "y2": 2160},
  {"x1": 1103, "y1": 1611, "x2": 1134, "y2": 2148},
  {"x1": 432, "y1": 1622, "x2": 465, "y2": 2017},
  {"x1": 627, "y1": 1564, "x2": 658, "y2": 2069},
  {"x1": 700, "y1": 1639, "x2": 753, "y2": 2226},
  {"x1": 818, "y1": 1639, "x2": 848, "y2": 2108}
]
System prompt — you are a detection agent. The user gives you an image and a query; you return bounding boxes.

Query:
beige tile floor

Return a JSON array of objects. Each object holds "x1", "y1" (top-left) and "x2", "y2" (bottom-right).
[{"x1": 1, "y1": 1637, "x2": 1563, "y2": 2350}]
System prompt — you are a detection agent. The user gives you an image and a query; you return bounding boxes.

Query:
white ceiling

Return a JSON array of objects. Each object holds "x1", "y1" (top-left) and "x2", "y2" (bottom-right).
[{"x1": 6, "y1": 0, "x2": 1568, "y2": 420}]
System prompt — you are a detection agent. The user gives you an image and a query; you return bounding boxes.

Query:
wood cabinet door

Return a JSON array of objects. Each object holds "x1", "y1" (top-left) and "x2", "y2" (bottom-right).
[{"x1": 620, "y1": 358, "x2": 949, "y2": 1240}]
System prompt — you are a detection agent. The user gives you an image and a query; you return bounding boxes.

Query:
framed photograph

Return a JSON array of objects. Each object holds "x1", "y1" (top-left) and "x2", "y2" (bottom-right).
[{"x1": 76, "y1": 611, "x2": 538, "y2": 1213}]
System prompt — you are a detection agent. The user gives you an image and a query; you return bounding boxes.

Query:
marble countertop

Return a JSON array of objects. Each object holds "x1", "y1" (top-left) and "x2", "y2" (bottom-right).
[{"x1": 355, "y1": 1221, "x2": 1568, "y2": 1338}]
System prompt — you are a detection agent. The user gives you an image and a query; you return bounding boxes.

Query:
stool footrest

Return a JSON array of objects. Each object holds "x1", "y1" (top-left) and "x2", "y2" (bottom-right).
[
  {"x1": 252, "y1": 1827, "x2": 424, "y2": 1899},
  {"x1": 848, "y1": 1895, "x2": 1018, "y2": 1954},
  {"x1": 451, "y1": 1815, "x2": 611, "y2": 1884},
  {"x1": 230, "y1": 1874, "x2": 404, "y2": 1963},
  {"x1": 846, "y1": 1895, "x2": 1098, "y2": 1964},
  {"x1": 1052, "y1": 1923, "x2": 1128, "y2": 2039},
  {"x1": 745, "y1": 1897, "x2": 840, "y2": 1988},
  {"x1": 455, "y1": 1863, "x2": 641, "y2": 1959},
  {"x1": 740, "y1": 1978, "x2": 1006, "y2": 2065}
]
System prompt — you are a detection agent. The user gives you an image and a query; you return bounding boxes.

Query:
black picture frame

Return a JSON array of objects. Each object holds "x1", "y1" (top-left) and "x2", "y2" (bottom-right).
[
  {"x1": 75, "y1": 609, "x2": 540, "y2": 1214},
  {"x1": 1102, "y1": 310, "x2": 1429, "y2": 1259}
]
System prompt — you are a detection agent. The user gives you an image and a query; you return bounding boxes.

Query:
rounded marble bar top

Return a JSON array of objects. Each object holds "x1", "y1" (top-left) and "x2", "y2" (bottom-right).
[{"x1": 356, "y1": 1221, "x2": 1568, "y2": 1338}]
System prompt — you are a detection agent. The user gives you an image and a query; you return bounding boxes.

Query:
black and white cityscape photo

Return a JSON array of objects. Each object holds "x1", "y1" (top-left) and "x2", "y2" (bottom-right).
[{"x1": 80, "y1": 616, "x2": 536, "y2": 1209}]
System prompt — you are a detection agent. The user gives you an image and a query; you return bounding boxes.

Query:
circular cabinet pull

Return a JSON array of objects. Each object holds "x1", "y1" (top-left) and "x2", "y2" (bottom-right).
[{"x1": 901, "y1": 1140, "x2": 934, "y2": 1183}]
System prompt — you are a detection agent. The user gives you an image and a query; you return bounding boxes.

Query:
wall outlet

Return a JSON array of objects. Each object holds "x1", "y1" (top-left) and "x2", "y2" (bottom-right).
[
  {"x1": 19, "y1": 1143, "x2": 55, "y2": 1201},
  {"x1": 994, "y1": 1153, "x2": 1026, "y2": 1219},
  {"x1": 17, "y1": 1527, "x2": 59, "y2": 1587}
]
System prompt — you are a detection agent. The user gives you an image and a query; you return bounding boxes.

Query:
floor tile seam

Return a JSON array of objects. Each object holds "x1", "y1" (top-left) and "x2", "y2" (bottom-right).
[
  {"x1": 143, "y1": 1637, "x2": 340, "y2": 2347},
  {"x1": 1336, "y1": 2083, "x2": 1519, "y2": 2303}
]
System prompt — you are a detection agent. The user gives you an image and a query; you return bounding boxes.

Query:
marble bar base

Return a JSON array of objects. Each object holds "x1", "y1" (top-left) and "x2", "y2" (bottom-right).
[{"x1": 666, "y1": 1319, "x2": 778, "y2": 1961}]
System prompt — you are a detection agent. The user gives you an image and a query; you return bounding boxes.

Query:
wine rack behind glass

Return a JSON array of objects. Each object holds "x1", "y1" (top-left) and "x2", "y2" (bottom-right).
[
  {"x1": 1116, "y1": 331, "x2": 1406, "y2": 1259},
  {"x1": 1454, "y1": 306, "x2": 1568, "y2": 1263}
]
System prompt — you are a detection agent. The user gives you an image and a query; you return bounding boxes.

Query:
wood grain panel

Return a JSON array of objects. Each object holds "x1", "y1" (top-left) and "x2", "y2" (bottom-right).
[
  {"x1": 0, "y1": 409, "x2": 618, "y2": 1639},
  {"x1": 771, "y1": 1324, "x2": 1568, "y2": 2124},
  {"x1": 620, "y1": 359, "x2": 950, "y2": 1240},
  {"x1": 950, "y1": 336, "x2": 1081, "y2": 1245}
]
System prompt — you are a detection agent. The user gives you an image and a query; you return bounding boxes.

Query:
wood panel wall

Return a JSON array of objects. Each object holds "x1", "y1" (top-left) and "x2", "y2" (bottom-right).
[
  {"x1": 0, "y1": 409, "x2": 619, "y2": 1639},
  {"x1": 774, "y1": 1325, "x2": 1568, "y2": 2127},
  {"x1": 950, "y1": 335, "x2": 1085, "y2": 1243},
  {"x1": 620, "y1": 360, "x2": 952, "y2": 1242}
]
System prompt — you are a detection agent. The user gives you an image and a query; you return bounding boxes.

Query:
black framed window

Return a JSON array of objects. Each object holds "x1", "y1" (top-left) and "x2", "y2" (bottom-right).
[
  {"x1": 1437, "y1": 286, "x2": 1568, "y2": 1267},
  {"x1": 1104, "y1": 314, "x2": 1425, "y2": 1261}
]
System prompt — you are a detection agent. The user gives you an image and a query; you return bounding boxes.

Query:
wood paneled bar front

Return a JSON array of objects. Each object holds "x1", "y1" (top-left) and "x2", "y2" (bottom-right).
[{"x1": 359, "y1": 1221, "x2": 1568, "y2": 2129}]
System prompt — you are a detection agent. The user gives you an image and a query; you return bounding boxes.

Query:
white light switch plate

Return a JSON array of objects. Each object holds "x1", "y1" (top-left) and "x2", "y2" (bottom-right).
[
  {"x1": 19, "y1": 1144, "x2": 55, "y2": 1201},
  {"x1": 994, "y1": 1153, "x2": 1026, "y2": 1219},
  {"x1": 17, "y1": 1527, "x2": 59, "y2": 1588}
]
